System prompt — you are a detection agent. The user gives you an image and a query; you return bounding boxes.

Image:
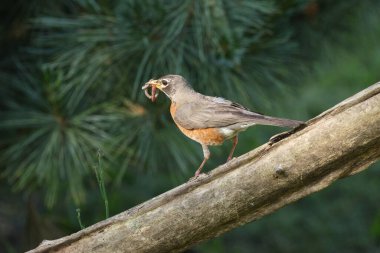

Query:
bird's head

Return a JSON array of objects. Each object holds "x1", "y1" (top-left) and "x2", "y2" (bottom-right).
[{"x1": 142, "y1": 75, "x2": 192, "y2": 102}]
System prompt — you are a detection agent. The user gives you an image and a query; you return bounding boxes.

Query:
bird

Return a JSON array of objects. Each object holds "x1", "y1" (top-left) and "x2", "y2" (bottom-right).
[{"x1": 142, "y1": 75, "x2": 304, "y2": 178}]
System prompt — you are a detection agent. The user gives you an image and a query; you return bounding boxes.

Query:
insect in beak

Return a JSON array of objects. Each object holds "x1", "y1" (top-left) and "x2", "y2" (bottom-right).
[
  {"x1": 150, "y1": 84, "x2": 157, "y2": 102},
  {"x1": 142, "y1": 80, "x2": 159, "y2": 102}
]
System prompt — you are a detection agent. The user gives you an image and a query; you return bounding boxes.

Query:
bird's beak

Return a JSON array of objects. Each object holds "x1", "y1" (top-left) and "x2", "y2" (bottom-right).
[
  {"x1": 142, "y1": 79, "x2": 160, "y2": 102},
  {"x1": 150, "y1": 80, "x2": 164, "y2": 89}
]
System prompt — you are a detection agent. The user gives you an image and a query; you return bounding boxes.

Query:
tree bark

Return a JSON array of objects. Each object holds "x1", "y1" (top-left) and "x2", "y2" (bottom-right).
[{"x1": 28, "y1": 82, "x2": 380, "y2": 253}]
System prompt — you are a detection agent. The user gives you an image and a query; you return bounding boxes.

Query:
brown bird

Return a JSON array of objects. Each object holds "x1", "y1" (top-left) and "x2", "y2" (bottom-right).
[{"x1": 142, "y1": 75, "x2": 303, "y2": 178}]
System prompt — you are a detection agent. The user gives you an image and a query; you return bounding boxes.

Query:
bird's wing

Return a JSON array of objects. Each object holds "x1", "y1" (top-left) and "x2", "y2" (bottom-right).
[
  {"x1": 173, "y1": 96, "x2": 264, "y2": 130},
  {"x1": 173, "y1": 96, "x2": 303, "y2": 130}
]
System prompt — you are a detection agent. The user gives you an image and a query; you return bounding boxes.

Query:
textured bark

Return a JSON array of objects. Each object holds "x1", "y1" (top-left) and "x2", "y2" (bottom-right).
[{"x1": 28, "y1": 82, "x2": 380, "y2": 253}]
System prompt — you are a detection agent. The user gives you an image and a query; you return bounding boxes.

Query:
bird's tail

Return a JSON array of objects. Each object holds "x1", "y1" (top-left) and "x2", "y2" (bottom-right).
[{"x1": 252, "y1": 115, "x2": 304, "y2": 128}]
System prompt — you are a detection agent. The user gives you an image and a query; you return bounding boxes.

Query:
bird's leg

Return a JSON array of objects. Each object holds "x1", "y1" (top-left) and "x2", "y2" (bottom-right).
[
  {"x1": 227, "y1": 135, "x2": 238, "y2": 161},
  {"x1": 194, "y1": 144, "x2": 210, "y2": 178}
]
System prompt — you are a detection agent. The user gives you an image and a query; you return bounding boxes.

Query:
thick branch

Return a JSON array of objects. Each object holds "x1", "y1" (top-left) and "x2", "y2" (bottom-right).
[{"x1": 29, "y1": 82, "x2": 380, "y2": 253}]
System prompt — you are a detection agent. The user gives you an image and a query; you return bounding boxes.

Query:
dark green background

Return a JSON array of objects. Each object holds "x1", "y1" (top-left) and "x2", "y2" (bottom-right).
[{"x1": 0, "y1": 1, "x2": 379, "y2": 252}]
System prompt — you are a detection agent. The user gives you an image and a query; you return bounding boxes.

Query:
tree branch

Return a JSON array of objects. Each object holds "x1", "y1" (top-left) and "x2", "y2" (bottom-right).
[{"x1": 28, "y1": 82, "x2": 380, "y2": 253}]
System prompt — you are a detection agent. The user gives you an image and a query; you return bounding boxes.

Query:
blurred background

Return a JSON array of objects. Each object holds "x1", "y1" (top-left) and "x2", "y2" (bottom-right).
[{"x1": 0, "y1": 0, "x2": 380, "y2": 252}]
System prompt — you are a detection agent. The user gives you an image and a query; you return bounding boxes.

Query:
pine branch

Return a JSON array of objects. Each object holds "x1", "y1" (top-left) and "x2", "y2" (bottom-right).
[{"x1": 27, "y1": 82, "x2": 380, "y2": 253}]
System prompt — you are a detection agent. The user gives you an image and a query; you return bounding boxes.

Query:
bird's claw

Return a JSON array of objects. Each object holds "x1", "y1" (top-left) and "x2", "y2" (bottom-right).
[{"x1": 188, "y1": 172, "x2": 209, "y2": 182}]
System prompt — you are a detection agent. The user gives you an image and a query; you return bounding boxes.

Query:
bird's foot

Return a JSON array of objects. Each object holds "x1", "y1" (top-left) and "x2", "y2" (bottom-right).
[
  {"x1": 226, "y1": 156, "x2": 236, "y2": 162},
  {"x1": 188, "y1": 172, "x2": 209, "y2": 182}
]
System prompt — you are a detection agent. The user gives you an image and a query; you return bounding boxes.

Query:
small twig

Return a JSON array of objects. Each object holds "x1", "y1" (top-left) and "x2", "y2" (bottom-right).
[
  {"x1": 76, "y1": 208, "x2": 85, "y2": 230},
  {"x1": 95, "y1": 149, "x2": 109, "y2": 219}
]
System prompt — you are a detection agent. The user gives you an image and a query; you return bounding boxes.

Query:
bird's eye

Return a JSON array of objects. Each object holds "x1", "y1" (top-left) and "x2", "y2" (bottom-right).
[{"x1": 161, "y1": 79, "x2": 169, "y2": 86}]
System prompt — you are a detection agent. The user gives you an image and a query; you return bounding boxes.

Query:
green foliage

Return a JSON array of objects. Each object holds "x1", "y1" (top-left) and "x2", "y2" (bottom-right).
[
  {"x1": 1, "y1": 65, "x2": 115, "y2": 206},
  {"x1": 30, "y1": 0, "x2": 302, "y2": 101},
  {"x1": 1, "y1": 0, "x2": 380, "y2": 252}
]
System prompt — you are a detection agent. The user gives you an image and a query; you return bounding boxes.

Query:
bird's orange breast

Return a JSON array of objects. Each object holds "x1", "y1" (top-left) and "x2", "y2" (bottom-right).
[{"x1": 170, "y1": 103, "x2": 225, "y2": 146}]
